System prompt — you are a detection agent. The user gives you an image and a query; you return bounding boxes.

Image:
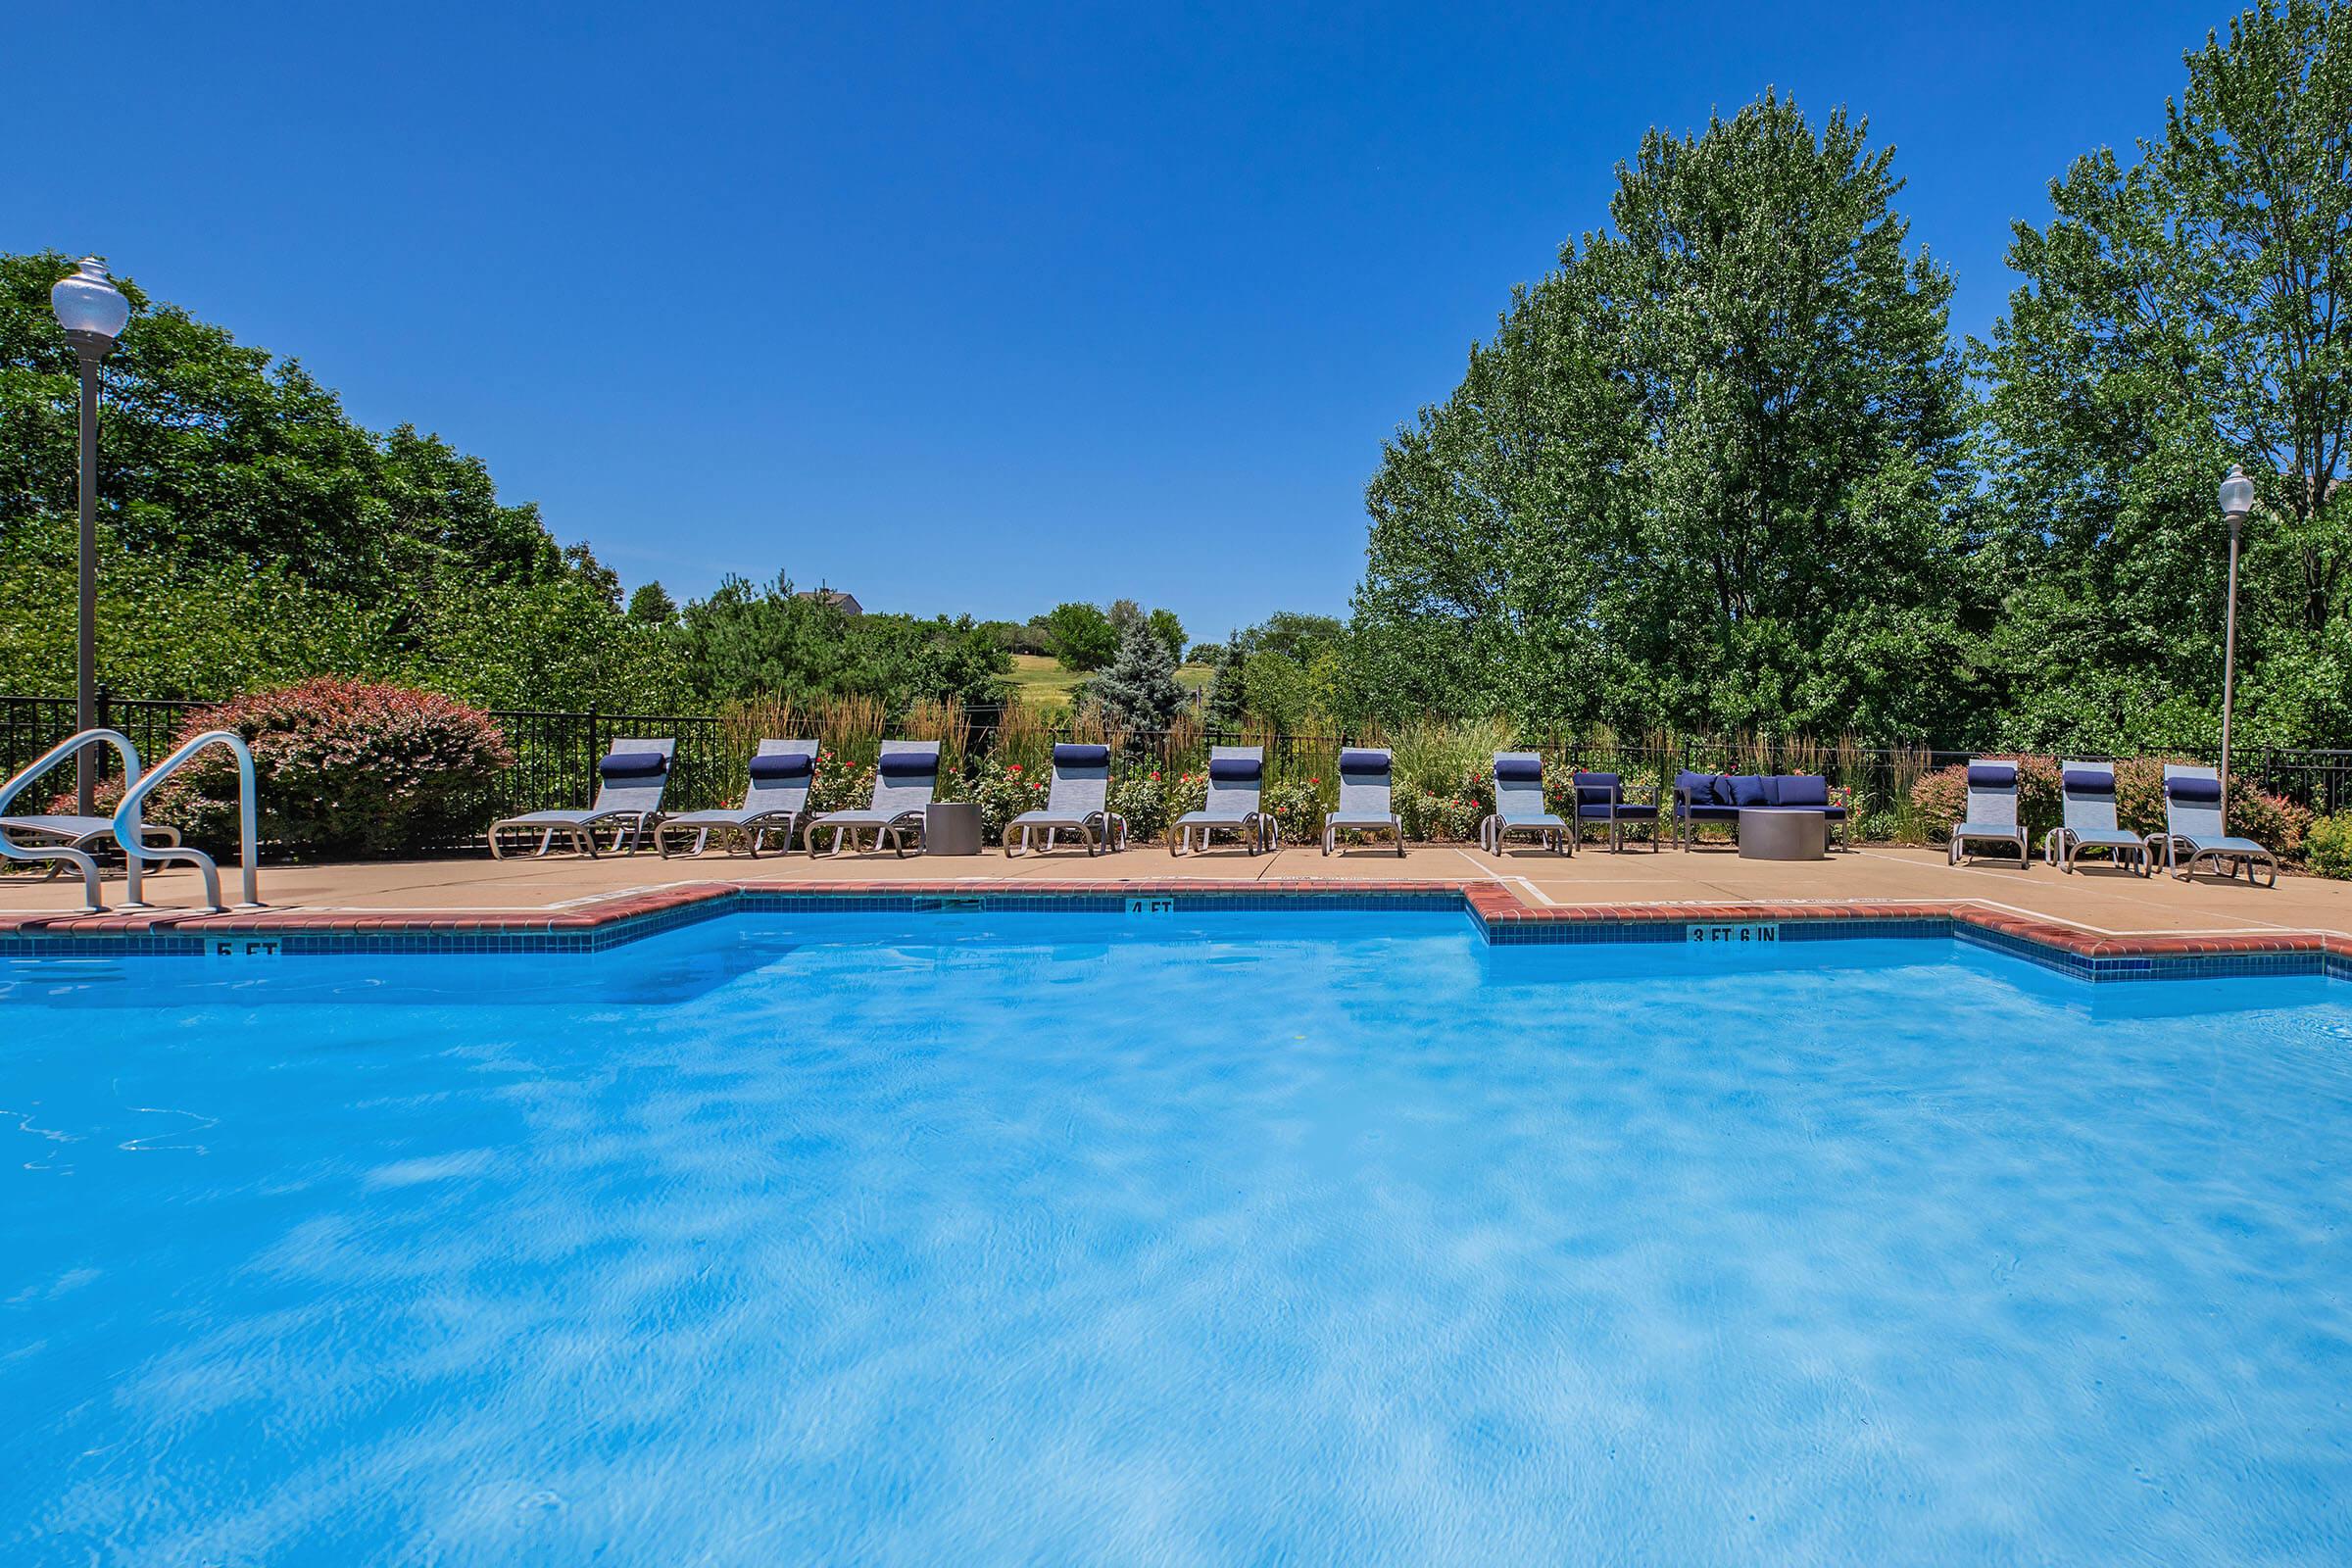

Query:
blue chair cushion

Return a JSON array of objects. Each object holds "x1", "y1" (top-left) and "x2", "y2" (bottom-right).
[
  {"x1": 2166, "y1": 775, "x2": 2223, "y2": 803},
  {"x1": 1679, "y1": 804, "x2": 1740, "y2": 821},
  {"x1": 1206, "y1": 757, "x2": 1261, "y2": 782},
  {"x1": 1821, "y1": 805, "x2": 1848, "y2": 820},
  {"x1": 1967, "y1": 762, "x2": 2018, "y2": 788},
  {"x1": 1573, "y1": 771, "x2": 1620, "y2": 805},
  {"x1": 1775, "y1": 774, "x2": 1829, "y2": 807},
  {"x1": 1728, "y1": 773, "x2": 1771, "y2": 808},
  {"x1": 1494, "y1": 756, "x2": 1544, "y2": 782},
  {"x1": 598, "y1": 751, "x2": 669, "y2": 779},
  {"x1": 1052, "y1": 744, "x2": 1109, "y2": 767},
  {"x1": 1338, "y1": 749, "x2": 1390, "y2": 777},
  {"x1": 877, "y1": 751, "x2": 939, "y2": 779},
  {"x1": 747, "y1": 752, "x2": 813, "y2": 780},
  {"x1": 1675, "y1": 769, "x2": 1717, "y2": 805},
  {"x1": 1611, "y1": 802, "x2": 1659, "y2": 819},
  {"x1": 2061, "y1": 768, "x2": 2114, "y2": 795}
]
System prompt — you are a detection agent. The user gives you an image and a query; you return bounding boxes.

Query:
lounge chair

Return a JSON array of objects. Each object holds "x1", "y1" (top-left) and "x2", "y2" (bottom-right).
[
  {"x1": 488, "y1": 738, "x2": 675, "y2": 858},
  {"x1": 1481, "y1": 752, "x2": 1567, "y2": 854},
  {"x1": 655, "y1": 739, "x2": 817, "y2": 858},
  {"x1": 1004, "y1": 744, "x2": 1126, "y2": 857},
  {"x1": 1947, "y1": 759, "x2": 2031, "y2": 865},
  {"x1": 2149, "y1": 763, "x2": 2277, "y2": 886},
  {"x1": 1572, "y1": 770, "x2": 1662, "y2": 853},
  {"x1": 802, "y1": 740, "x2": 939, "y2": 857},
  {"x1": 0, "y1": 813, "x2": 181, "y2": 881},
  {"x1": 1173, "y1": 746, "x2": 1270, "y2": 854},
  {"x1": 2043, "y1": 760, "x2": 2149, "y2": 875},
  {"x1": 1323, "y1": 748, "x2": 1403, "y2": 857}
]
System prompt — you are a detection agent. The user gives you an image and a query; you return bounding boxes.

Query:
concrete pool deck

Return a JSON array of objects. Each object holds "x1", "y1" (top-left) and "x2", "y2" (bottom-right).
[{"x1": 4, "y1": 841, "x2": 2348, "y2": 960}]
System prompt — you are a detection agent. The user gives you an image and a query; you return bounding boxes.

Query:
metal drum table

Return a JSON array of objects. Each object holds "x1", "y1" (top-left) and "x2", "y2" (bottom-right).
[
  {"x1": 1736, "y1": 806, "x2": 1827, "y2": 861},
  {"x1": 922, "y1": 801, "x2": 984, "y2": 856}
]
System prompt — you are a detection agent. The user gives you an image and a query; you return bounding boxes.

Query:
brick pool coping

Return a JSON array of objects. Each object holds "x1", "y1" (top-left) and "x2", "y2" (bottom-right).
[{"x1": 4, "y1": 877, "x2": 2347, "y2": 981}]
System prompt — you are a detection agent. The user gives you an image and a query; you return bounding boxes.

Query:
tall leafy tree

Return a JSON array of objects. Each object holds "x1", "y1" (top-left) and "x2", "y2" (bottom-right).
[
  {"x1": 1041, "y1": 601, "x2": 1119, "y2": 670},
  {"x1": 1356, "y1": 93, "x2": 1982, "y2": 740},
  {"x1": 1979, "y1": 0, "x2": 2352, "y2": 749}
]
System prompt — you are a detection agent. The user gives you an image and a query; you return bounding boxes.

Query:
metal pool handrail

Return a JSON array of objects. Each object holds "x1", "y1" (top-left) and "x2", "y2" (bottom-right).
[
  {"x1": 0, "y1": 727, "x2": 146, "y2": 913},
  {"x1": 113, "y1": 728, "x2": 264, "y2": 911}
]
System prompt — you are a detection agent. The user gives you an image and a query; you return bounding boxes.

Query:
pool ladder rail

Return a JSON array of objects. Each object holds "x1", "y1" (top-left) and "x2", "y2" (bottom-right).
[{"x1": 0, "y1": 727, "x2": 264, "y2": 915}]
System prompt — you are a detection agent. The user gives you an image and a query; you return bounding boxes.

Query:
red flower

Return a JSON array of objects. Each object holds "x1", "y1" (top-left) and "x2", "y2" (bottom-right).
[
  {"x1": 1150, "y1": 771, "x2": 1160, "y2": 781},
  {"x1": 1308, "y1": 777, "x2": 1319, "y2": 785},
  {"x1": 1008, "y1": 763, "x2": 1022, "y2": 773}
]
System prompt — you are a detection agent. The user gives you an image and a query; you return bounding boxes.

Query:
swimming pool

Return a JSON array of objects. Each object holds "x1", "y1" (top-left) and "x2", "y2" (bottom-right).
[{"x1": 5, "y1": 910, "x2": 2349, "y2": 1564}]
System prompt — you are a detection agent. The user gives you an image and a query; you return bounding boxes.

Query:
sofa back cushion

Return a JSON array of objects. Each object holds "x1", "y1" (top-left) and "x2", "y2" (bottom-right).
[{"x1": 1775, "y1": 774, "x2": 1828, "y2": 808}]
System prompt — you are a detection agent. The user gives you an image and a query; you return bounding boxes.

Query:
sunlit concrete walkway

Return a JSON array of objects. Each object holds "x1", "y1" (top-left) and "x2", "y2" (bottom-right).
[{"x1": 6, "y1": 840, "x2": 2345, "y2": 942}]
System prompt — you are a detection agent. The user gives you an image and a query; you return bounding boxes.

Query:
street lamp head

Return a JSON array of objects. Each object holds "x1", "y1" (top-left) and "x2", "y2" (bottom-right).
[
  {"x1": 51, "y1": 256, "x2": 130, "y2": 347},
  {"x1": 2219, "y1": 465, "x2": 2257, "y2": 522}
]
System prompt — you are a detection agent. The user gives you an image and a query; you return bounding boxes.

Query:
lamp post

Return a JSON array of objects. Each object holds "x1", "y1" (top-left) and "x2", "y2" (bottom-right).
[
  {"x1": 2218, "y1": 464, "x2": 2256, "y2": 829},
  {"x1": 49, "y1": 257, "x2": 130, "y2": 816}
]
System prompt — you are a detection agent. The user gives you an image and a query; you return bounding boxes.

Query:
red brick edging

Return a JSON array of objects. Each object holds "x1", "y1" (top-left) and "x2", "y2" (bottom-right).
[{"x1": 4, "y1": 876, "x2": 2345, "y2": 965}]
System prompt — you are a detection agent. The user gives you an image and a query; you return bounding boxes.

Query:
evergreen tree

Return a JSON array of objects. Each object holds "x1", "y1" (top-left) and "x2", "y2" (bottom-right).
[{"x1": 1090, "y1": 620, "x2": 1188, "y2": 731}]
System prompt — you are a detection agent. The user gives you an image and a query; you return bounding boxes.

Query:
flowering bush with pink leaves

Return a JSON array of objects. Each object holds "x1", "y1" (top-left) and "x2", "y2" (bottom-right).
[{"x1": 119, "y1": 678, "x2": 513, "y2": 857}]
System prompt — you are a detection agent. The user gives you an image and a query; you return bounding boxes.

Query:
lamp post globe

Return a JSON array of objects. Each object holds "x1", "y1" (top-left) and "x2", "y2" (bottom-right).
[
  {"x1": 51, "y1": 257, "x2": 130, "y2": 816},
  {"x1": 2217, "y1": 466, "x2": 2254, "y2": 828},
  {"x1": 51, "y1": 256, "x2": 131, "y2": 344}
]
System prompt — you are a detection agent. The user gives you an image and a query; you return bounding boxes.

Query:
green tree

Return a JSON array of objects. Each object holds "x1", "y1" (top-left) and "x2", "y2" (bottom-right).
[
  {"x1": 627, "y1": 581, "x2": 679, "y2": 625},
  {"x1": 1148, "y1": 607, "x2": 1187, "y2": 661},
  {"x1": 1042, "y1": 601, "x2": 1119, "y2": 670},
  {"x1": 1354, "y1": 93, "x2": 1980, "y2": 740},
  {"x1": 1977, "y1": 0, "x2": 2352, "y2": 750},
  {"x1": 1205, "y1": 630, "x2": 1250, "y2": 728},
  {"x1": 1090, "y1": 621, "x2": 1188, "y2": 731},
  {"x1": 682, "y1": 572, "x2": 1010, "y2": 709}
]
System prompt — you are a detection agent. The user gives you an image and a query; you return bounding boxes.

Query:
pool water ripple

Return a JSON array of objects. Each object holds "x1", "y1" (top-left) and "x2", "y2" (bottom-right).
[{"x1": 3, "y1": 912, "x2": 2349, "y2": 1565}]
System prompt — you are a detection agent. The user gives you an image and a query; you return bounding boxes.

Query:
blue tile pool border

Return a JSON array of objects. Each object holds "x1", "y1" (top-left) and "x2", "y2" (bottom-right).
[{"x1": 2, "y1": 884, "x2": 2342, "y2": 984}]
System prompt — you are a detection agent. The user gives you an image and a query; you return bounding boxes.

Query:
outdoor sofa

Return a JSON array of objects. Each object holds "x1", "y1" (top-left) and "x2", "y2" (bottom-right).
[{"x1": 1671, "y1": 770, "x2": 1847, "y2": 850}]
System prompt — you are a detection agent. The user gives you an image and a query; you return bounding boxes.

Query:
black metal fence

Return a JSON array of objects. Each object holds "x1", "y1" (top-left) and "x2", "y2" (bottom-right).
[{"x1": 9, "y1": 689, "x2": 2350, "y2": 841}]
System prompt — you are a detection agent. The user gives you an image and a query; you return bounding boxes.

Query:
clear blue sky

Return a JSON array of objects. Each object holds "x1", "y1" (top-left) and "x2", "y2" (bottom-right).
[{"x1": 11, "y1": 1, "x2": 2231, "y2": 642}]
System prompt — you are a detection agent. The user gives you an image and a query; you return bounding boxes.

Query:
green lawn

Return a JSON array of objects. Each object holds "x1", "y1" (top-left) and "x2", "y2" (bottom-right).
[{"x1": 1008, "y1": 653, "x2": 1212, "y2": 706}]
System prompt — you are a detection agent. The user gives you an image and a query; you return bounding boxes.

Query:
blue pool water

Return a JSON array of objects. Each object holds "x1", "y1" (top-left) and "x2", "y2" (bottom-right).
[{"x1": 5, "y1": 911, "x2": 2350, "y2": 1565}]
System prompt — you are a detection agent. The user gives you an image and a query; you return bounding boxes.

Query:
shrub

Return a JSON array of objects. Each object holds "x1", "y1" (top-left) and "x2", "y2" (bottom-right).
[
  {"x1": 125, "y1": 679, "x2": 513, "y2": 858},
  {"x1": 1395, "y1": 781, "x2": 1486, "y2": 843},
  {"x1": 1261, "y1": 778, "x2": 1324, "y2": 847},
  {"x1": 2308, "y1": 814, "x2": 2352, "y2": 879},
  {"x1": 805, "y1": 749, "x2": 872, "y2": 815}
]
